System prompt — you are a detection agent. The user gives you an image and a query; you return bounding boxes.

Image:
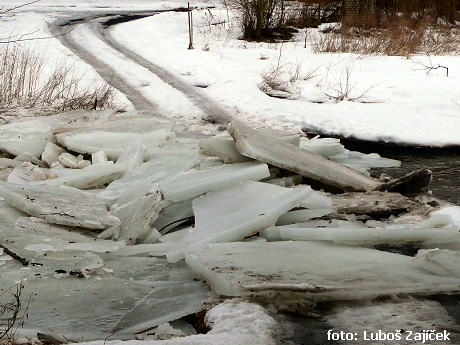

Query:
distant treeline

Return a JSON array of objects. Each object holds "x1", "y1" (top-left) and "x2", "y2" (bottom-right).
[{"x1": 293, "y1": 0, "x2": 459, "y2": 23}]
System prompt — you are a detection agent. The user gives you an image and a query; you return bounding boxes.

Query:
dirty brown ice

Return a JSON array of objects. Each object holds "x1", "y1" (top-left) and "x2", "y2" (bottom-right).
[{"x1": 0, "y1": 110, "x2": 459, "y2": 344}]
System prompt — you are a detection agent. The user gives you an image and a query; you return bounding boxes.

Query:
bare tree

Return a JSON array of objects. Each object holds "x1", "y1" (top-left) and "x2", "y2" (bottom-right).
[{"x1": 227, "y1": 0, "x2": 284, "y2": 40}]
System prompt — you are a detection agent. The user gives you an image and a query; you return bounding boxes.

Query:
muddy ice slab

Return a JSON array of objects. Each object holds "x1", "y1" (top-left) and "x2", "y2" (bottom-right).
[
  {"x1": 166, "y1": 181, "x2": 312, "y2": 262},
  {"x1": 159, "y1": 161, "x2": 270, "y2": 202},
  {"x1": 0, "y1": 182, "x2": 120, "y2": 230},
  {"x1": 228, "y1": 120, "x2": 381, "y2": 192},
  {"x1": 260, "y1": 226, "x2": 460, "y2": 247},
  {"x1": 185, "y1": 241, "x2": 460, "y2": 301}
]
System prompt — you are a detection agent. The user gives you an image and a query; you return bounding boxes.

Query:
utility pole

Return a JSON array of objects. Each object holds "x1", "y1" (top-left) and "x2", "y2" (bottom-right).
[{"x1": 188, "y1": 2, "x2": 194, "y2": 49}]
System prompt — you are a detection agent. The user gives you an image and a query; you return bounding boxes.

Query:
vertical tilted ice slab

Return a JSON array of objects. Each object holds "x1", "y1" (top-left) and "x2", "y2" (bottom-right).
[
  {"x1": 0, "y1": 181, "x2": 120, "y2": 230},
  {"x1": 229, "y1": 120, "x2": 381, "y2": 192},
  {"x1": 41, "y1": 142, "x2": 66, "y2": 166},
  {"x1": 167, "y1": 181, "x2": 312, "y2": 262},
  {"x1": 153, "y1": 198, "x2": 194, "y2": 235},
  {"x1": 110, "y1": 180, "x2": 162, "y2": 244},
  {"x1": 0, "y1": 119, "x2": 52, "y2": 158},
  {"x1": 198, "y1": 131, "x2": 300, "y2": 164},
  {"x1": 159, "y1": 161, "x2": 270, "y2": 202},
  {"x1": 184, "y1": 242, "x2": 460, "y2": 300}
]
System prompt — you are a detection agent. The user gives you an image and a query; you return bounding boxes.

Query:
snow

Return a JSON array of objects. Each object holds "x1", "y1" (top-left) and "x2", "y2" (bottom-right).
[
  {"x1": 109, "y1": 7, "x2": 460, "y2": 146},
  {"x1": 328, "y1": 298, "x2": 460, "y2": 345},
  {"x1": 75, "y1": 300, "x2": 277, "y2": 345},
  {"x1": 1, "y1": 2, "x2": 460, "y2": 344},
  {"x1": 3, "y1": 1, "x2": 459, "y2": 145}
]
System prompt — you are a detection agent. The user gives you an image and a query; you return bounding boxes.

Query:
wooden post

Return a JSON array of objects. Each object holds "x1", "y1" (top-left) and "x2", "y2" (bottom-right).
[{"x1": 188, "y1": 2, "x2": 194, "y2": 49}]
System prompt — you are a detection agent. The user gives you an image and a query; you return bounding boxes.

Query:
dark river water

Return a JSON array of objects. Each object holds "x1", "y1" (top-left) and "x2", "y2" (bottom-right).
[{"x1": 341, "y1": 140, "x2": 460, "y2": 205}]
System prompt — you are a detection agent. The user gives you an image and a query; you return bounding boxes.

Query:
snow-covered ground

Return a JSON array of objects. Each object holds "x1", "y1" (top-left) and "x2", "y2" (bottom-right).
[
  {"x1": 109, "y1": 7, "x2": 460, "y2": 146},
  {"x1": 1, "y1": 2, "x2": 460, "y2": 345},
  {"x1": 2, "y1": 0, "x2": 459, "y2": 146}
]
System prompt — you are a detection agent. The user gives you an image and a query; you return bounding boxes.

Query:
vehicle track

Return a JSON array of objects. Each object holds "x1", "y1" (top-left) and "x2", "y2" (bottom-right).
[{"x1": 48, "y1": 10, "x2": 232, "y2": 125}]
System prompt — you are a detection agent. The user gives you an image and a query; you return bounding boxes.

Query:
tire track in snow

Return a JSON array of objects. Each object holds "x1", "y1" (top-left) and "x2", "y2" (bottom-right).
[
  {"x1": 48, "y1": 13, "x2": 161, "y2": 117},
  {"x1": 48, "y1": 11, "x2": 232, "y2": 125}
]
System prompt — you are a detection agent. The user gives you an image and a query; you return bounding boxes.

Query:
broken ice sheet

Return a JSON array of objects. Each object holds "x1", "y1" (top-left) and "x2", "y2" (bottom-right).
[
  {"x1": 167, "y1": 181, "x2": 312, "y2": 262},
  {"x1": 41, "y1": 142, "x2": 66, "y2": 166},
  {"x1": 300, "y1": 137, "x2": 400, "y2": 170},
  {"x1": 7, "y1": 162, "x2": 55, "y2": 184},
  {"x1": 110, "y1": 180, "x2": 162, "y2": 244},
  {"x1": 1, "y1": 253, "x2": 210, "y2": 341},
  {"x1": 198, "y1": 131, "x2": 300, "y2": 164},
  {"x1": 185, "y1": 241, "x2": 460, "y2": 301},
  {"x1": 35, "y1": 161, "x2": 125, "y2": 189},
  {"x1": 102, "y1": 153, "x2": 198, "y2": 203},
  {"x1": 0, "y1": 119, "x2": 52, "y2": 158},
  {"x1": 0, "y1": 182, "x2": 120, "y2": 230},
  {"x1": 414, "y1": 249, "x2": 460, "y2": 278},
  {"x1": 229, "y1": 120, "x2": 381, "y2": 192},
  {"x1": 159, "y1": 161, "x2": 270, "y2": 202},
  {"x1": 260, "y1": 226, "x2": 460, "y2": 248},
  {"x1": 55, "y1": 116, "x2": 176, "y2": 160}
]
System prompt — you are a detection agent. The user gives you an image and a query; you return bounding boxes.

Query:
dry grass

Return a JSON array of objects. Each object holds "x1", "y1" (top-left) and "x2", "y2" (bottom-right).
[
  {"x1": 0, "y1": 284, "x2": 29, "y2": 345},
  {"x1": 0, "y1": 44, "x2": 121, "y2": 116},
  {"x1": 312, "y1": 18, "x2": 460, "y2": 56}
]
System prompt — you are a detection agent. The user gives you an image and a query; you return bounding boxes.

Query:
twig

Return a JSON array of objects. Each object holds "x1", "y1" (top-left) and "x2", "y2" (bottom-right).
[
  {"x1": 0, "y1": 0, "x2": 40, "y2": 15},
  {"x1": 0, "y1": 243, "x2": 29, "y2": 266},
  {"x1": 413, "y1": 56, "x2": 449, "y2": 77}
]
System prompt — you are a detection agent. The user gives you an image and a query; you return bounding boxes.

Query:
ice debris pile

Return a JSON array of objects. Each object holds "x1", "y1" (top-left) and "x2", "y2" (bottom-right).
[{"x1": 0, "y1": 110, "x2": 459, "y2": 342}]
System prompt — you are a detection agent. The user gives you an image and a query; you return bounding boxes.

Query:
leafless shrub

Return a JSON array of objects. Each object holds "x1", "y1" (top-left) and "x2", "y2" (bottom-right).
[
  {"x1": 413, "y1": 56, "x2": 449, "y2": 76},
  {"x1": 0, "y1": 284, "x2": 30, "y2": 344},
  {"x1": 312, "y1": 18, "x2": 460, "y2": 56},
  {"x1": 0, "y1": 44, "x2": 122, "y2": 116},
  {"x1": 319, "y1": 66, "x2": 374, "y2": 102},
  {"x1": 226, "y1": 0, "x2": 287, "y2": 40}
]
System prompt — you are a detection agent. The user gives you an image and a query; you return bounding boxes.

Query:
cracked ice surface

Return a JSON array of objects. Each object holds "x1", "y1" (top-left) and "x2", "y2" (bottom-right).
[
  {"x1": 0, "y1": 181, "x2": 120, "y2": 230},
  {"x1": 166, "y1": 181, "x2": 313, "y2": 262},
  {"x1": 185, "y1": 241, "x2": 460, "y2": 300}
]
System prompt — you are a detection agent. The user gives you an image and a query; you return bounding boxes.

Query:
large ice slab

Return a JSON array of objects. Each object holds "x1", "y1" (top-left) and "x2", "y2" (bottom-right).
[
  {"x1": 159, "y1": 161, "x2": 270, "y2": 202},
  {"x1": 300, "y1": 137, "x2": 401, "y2": 170},
  {"x1": 0, "y1": 182, "x2": 120, "y2": 230},
  {"x1": 102, "y1": 153, "x2": 198, "y2": 203},
  {"x1": 199, "y1": 131, "x2": 300, "y2": 164},
  {"x1": 228, "y1": 120, "x2": 381, "y2": 192},
  {"x1": 110, "y1": 180, "x2": 162, "y2": 244},
  {"x1": 260, "y1": 226, "x2": 460, "y2": 247},
  {"x1": 185, "y1": 241, "x2": 460, "y2": 301},
  {"x1": 167, "y1": 181, "x2": 312, "y2": 262},
  {"x1": 35, "y1": 161, "x2": 125, "y2": 189},
  {"x1": 55, "y1": 116, "x2": 175, "y2": 160},
  {"x1": 4, "y1": 256, "x2": 210, "y2": 342},
  {"x1": 0, "y1": 119, "x2": 52, "y2": 158}
]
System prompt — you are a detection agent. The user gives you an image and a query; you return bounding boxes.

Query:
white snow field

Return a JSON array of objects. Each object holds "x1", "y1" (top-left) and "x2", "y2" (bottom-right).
[
  {"x1": 1, "y1": 1, "x2": 460, "y2": 345},
  {"x1": 2, "y1": 0, "x2": 460, "y2": 145}
]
